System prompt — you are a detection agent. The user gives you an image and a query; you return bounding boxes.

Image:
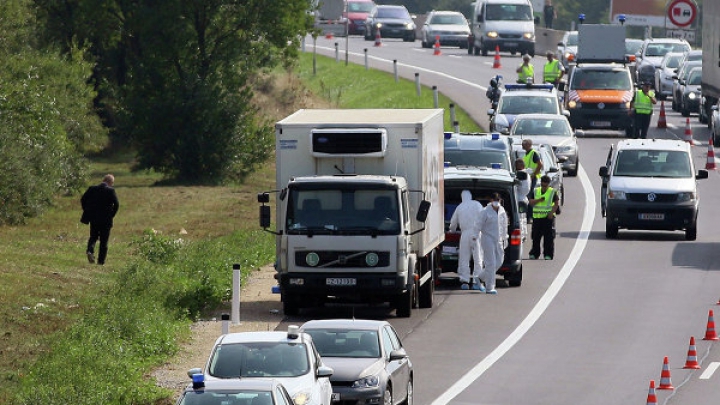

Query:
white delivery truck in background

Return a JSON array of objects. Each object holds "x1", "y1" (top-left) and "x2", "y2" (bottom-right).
[
  {"x1": 700, "y1": 1, "x2": 720, "y2": 130},
  {"x1": 258, "y1": 109, "x2": 445, "y2": 318}
]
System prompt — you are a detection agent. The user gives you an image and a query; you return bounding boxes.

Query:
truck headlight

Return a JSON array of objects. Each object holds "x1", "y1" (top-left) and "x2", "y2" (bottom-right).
[
  {"x1": 568, "y1": 100, "x2": 580, "y2": 109},
  {"x1": 608, "y1": 189, "x2": 626, "y2": 200},
  {"x1": 352, "y1": 375, "x2": 380, "y2": 388},
  {"x1": 677, "y1": 192, "x2": 696, "y2": 202}
]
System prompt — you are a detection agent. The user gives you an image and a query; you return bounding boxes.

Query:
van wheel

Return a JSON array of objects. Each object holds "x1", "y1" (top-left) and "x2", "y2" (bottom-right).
[
  {"x1": 506, "y1": 265, "x2": 522, "y2": 287},
  {"x1": 686, "y1": 225, "x2": 697, "y2": 241},
  {"x1": 605, "y1": 218, "x2": 619, "y2": 239}
]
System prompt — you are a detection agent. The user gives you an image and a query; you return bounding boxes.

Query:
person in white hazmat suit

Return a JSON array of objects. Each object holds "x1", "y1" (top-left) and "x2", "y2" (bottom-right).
[
  {"x1": 448, "y1": 190, "x2": 484, "y2": 290},
  {"x1": 477, "y1": 192, "x2": 509, "y2": 294},
  {"x1": 514, "y1": 158, "x2": 531, "y2": 241}
]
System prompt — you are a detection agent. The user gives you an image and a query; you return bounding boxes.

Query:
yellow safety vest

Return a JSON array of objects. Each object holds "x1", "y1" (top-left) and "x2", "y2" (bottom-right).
[
  {"x1": 543, "y1": 59, "x2": 562, "y2": 83},
  {"x1": 533, "y1": 186, "x2": 555, "y2": 219},
  {"x1": 517, "y1": 64, "x2": 534, "y2": 84},
  {"x1": 523, "y1": 149, "x2": 541, "y2": 179},
  {"x1": 634, "y1": 90, "x2": 654, "y2": 115}
]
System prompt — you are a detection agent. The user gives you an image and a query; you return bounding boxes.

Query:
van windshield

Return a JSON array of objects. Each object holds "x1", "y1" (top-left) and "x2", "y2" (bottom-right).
[
  {"x1": 571, "y1": 69, "x2": 631, "y2": 90},
  {"x1": 445, "y1": 150, "x2": 511, "y2": 170},
  {"x1": 613, "y1": 150, "x2": 692, "y2": 178},
  {"x1": 485, "y1": 4, "x2": 532, "y2": 21}
]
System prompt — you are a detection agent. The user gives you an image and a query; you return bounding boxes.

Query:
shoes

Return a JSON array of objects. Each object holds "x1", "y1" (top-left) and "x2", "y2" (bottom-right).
[
  {"x1": 544, "y1": 256, "x2": 552, "y2": 260},
  {"x1": 471, "y1": 283, "x2": 486, "y2": 292},
  {"x1": 86, "y1": 251, "x2": 95, "y2": 264},
  {"x1": 460, "y1": 283, "x2": 469, "y2": 290},
  {"x1": 528, "y1": 255, "x2": 536, "y2": 260},
  {"x1": 486, "y1": 289, "x2": 498, "y2": 295}
]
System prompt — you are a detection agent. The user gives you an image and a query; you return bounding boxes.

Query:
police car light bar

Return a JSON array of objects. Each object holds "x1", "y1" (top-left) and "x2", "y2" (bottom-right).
[{"x1": 504, "y1": 84, "x2": 555, "y2": 91}]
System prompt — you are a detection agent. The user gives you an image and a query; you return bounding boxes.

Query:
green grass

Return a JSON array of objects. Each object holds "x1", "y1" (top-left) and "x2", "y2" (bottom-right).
[{"x1": 0, "y1": 52, "x2": 483, "y2": 404}]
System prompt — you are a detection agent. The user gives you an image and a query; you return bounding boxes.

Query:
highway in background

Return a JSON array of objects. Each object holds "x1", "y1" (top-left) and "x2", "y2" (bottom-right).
[{"x1": 286, "y1": 34, "x2": 720, "y2": 405}]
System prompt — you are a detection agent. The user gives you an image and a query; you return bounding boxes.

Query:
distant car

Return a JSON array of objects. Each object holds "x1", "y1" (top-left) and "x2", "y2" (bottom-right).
[
  {"x1": 678, "y1": 67, "x2": 702, "y2": 117},
  {"x1": 511, "y1": 142, "x2": 565, "y2": 206},
  {"x1": 363, "y1": 5, "x2": 416, "y2": 42},
  {"x1": 654, "y1": 52, "x2": 683, "y2": 100},
  {"x1": 671, "y1": 59, "x2": 701, "y2": 111},
  {"x1": 509, "y1": 114, "x2": 581, "y2": 176},
  {"x1": 175, "y1": 374, "x2": 295, "y2": 405},
  {"x1": 711, "y1": 100, "x2": 720, "y2": 146},
  {"x1": 443, "y1": 132, "x2": 516, "y2": 173},
  {"x1": 634, "y1": 38, "x2": 690, "y2": 87},
  {"x1": 199, "y1": 326, "x2": 334, "y2": 405},
  {"x1": 488, "y1": 84, "x2": 567, "y2": 134},
  {"x1": 421, "y1": 10, "x2": 470, "y2": 49},
  {"x1": 625, "y1": 38, "x2": 643, "y2": 62},
  {"x1": 300, "y1": 319, "x2": 413, "y2": 405},
  {"x1": 344, "y1": 0, "x2": 376, "y2": 36},
  {"x1": 557, "y1": 30, "x2": 578, "y2": 69}
]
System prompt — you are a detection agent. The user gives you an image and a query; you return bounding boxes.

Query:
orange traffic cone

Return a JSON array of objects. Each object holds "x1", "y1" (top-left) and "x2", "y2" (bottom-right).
[
  {"x1": 657, "y1": 356, "x2": 674, "y2": 390},
  {"x1": 374, "y1": 27, "x2": 382, "y2": 47},
  {"x1": 492, "y1": 45, "x2": 501, "y2": 69},
  {"x1": 683, "y1": 336, "x2": 701, "y2": 369},
  {"x1": 706, "y1": 136, "x2": 717, "y2": 170},
  {"x1": 683, "y1": 117, "x2": 694, "y2": 145},
  {"x1": 646, "y1": 380, "x2": 658, "y2": 405},
  {"x1": 657, "y1": 101, "x2": 667, "y2": 128},
  {"x1": 703, "y1": 309, "x2": 719, "y2": 341},
  {"x1": 433, "y1": 35, "x2": 442, "y2": 56}
]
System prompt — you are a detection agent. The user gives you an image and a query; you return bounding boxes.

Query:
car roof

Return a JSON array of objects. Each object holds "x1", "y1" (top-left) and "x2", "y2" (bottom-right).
[
  {"x1": 615, "y1": 138, "x2": 691, "y2": 151},
  {"x1": 443, "y1": 167, "x2": 516, "y2": 183},
  {"x1": 513, "y1": 113, "x2": 569, "y2": 121},
  {"x1": 377, "y1": 5, "x2": 406, "y2": 9},
  {"x1": 444, "y1": 133, "x2": 514, "y2": 151},
  {"x1": 572, "y1": 63, "x2": 629, "y2": 71},
  {"x1": 216, "y1": 330, "x2": 311, "y2": 345},
  {"x1": 301, "y1": 319, "x2": 389, "y2": 330},
  {"x1": 643, "y1": 37, "x2": 689, "y2": 44},
  {"x1": 183, "y1": 378, "x2": 280, "y2": 392}
]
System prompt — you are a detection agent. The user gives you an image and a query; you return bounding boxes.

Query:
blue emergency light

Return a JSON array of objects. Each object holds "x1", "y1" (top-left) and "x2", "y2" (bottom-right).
[
  {"x1": 491, "y1": 133, "x2": 500, "y2": 140},
  {"x1": 578, "y1": 14, "x2": 585, "y2": 24},
  {"x1": 491, "y1": 163, "x2": 501, "y2": 169},
  {"x1": 444, "y1": 162, "x2": 450, "y2": 168},
  {"x1": 618, "y1": 14, "x2": 626, "y2": 25},
  {"x1": 192, "y1": 373, "x2": 205, "y2": 389},
  {"x1": 444, "y1": 132, "x2": 453, "y2": 139},
  {"x1": 504, "y1": 84, "x2": 554, "y2": 92}
]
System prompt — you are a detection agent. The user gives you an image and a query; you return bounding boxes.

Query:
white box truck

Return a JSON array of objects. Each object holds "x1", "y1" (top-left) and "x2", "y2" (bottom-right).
[
  {"x1": 700, "y1": 1, "x2": 720, "y2": 127},
  {"x1": 258, "y1": 109, "x2": 445, "y2": 317}
]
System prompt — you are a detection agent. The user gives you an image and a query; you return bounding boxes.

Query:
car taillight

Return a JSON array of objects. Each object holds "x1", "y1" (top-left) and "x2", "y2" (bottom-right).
[
  {"x1": 509, "y1": 228, "x2": 521, "y2": 246},
  {"x1": 444, "y1": 232, "x2": 460, "y2": 242}
]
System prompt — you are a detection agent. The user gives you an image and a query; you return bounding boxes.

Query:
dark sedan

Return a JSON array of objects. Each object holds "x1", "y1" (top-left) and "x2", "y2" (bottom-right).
[
  {"x1": 363, "y1": 5, "x2": 416, "y2": 42},
  {"x1": 301, "y1": 319, "x2": 413, "y2": 405}
]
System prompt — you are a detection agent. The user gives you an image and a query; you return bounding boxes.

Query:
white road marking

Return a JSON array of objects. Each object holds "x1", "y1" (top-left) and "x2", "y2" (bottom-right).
[
  {"x1": 699, "y1": 362, "x2": 720, "y2": 380},
  {"x1": 431, "y1": 166, "x2": 596, "y2": 405}
]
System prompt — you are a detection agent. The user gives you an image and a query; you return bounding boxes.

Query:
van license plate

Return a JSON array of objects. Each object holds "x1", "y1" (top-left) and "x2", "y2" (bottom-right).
[
  {"x1": 505, "y1": 42, "x2": 518, "y2": 47},
  {"x1": 591, "y1": 121, "x2": 611, "y2": 127},
  {"x1": 326, "y1": 278, "x2": 357, "y2": 286},
  {"x1": 639, "y1": 213, "x2": 664, "y2": 220}
]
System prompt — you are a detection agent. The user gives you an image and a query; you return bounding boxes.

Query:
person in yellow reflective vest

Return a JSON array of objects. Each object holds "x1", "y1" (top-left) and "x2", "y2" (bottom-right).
[
  {"x1": 516, "y1": 54, "x2": 535, "y2": 84},
  {"x1": 543, "y1": 50, "x2": 564, "y2": 87},
  {"x1": 528, "y1": 175, "x2": 559, "y2": 260},
  {"x1": 631, "y1": 81, "x2": 657, "y2": 139},
  {"x1": 521, "y1": 139, "x2": 543, "y2": 220}
]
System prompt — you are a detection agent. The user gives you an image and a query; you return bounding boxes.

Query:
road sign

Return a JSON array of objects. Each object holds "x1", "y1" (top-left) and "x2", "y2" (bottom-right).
[{"x1": 667, "y1": 0, "x2": 697, "y2": 28}]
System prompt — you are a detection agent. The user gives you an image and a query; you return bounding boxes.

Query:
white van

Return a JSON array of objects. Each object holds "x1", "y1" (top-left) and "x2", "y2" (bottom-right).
[
  {"x1": 599, "y1": 139, "x2": 708, "y2": 240},
  {"x1": 469, "y1": 0, "x2": 536, "y2": 57}
]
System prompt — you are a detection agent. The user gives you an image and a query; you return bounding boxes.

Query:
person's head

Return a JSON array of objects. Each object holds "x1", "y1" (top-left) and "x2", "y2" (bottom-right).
[
  {"x1": 546, "y1": 50, "x2": 555, "y2": 61},
  {"x1": 102, "y1": 174, "x2": 115, "y2": 186},
  {"x1": 641, "y1": 81, "x2": 652, "y2": 91},
  {"x1": 515, "y1": 157, "x2": 526, "y2": 170},
  {"x1": 540, "y1": 175, "x2": 551, "y2": 189},
  {"x1": 522, "y1": 139, "x2": 533, "y2": 151},
  {"x1": 523, "y1": 54, "x2": 531, "y2": 63},
  {"x1": 490, "y1": 192, "x2": 502, "y2": 210},
  {"x1": 461, "y1": 189, "x2": 472, "y2": 202},
  {"x1": 545, "y1": 0, "x2": 552, "y2": 5}
]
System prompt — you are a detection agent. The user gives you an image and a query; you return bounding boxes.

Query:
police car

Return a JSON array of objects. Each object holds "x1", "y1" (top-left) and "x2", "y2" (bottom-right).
[
  {"x1": 192, "y1": 326, "x2": 334, "y2": 405},
  {"x1": 488, "y1": 84, "x2": 568, "y2": 134},
  {"x1": 176, "y1": 373, "x2": 295, "y2": 405}
]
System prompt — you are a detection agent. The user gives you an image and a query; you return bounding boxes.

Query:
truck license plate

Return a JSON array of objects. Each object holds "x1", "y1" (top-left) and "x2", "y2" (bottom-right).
[
  {"x1": 326, "y1": 278, "x2": 357, "y2": 286},
  {"x1": 332, "y1": 393, "x2": 341, "y2": 402},
  {"x1": 442, "y1": 245, "x2": 458, "y2": 254},
  {"x1": 639, "y1": 213, "x2": 664, "y2": 220},
  {"x1": 591, "y1": 121, "x2": 611, "y2": 127}
]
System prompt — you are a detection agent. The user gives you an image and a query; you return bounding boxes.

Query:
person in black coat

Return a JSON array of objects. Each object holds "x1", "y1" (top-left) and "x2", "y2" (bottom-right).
[{"x1": 81, "y1": 174, "x2": 120, "y2": 265}]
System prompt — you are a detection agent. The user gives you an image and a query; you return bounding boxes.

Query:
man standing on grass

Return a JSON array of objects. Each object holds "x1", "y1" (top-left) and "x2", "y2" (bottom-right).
[{"x1": 81, "y1": 174, "x2": 119, "y2": 265}]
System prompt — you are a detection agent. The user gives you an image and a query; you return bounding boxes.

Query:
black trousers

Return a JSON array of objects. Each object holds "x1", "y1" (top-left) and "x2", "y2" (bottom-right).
[
  {"x1": 530, "y1": 216, "x2": 555, "y2": 259},
  {"x1": 634, "y1": 112, "x2": 652, "y2": 139},
  {"x1": 87, "y1": 223, "x2": 112, "y2": 264}
]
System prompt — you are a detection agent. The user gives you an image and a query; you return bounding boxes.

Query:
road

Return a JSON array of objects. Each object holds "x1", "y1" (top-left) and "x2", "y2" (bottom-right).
[{"x1": 287, "y1": 35, "x2": 720, "y2": 405}]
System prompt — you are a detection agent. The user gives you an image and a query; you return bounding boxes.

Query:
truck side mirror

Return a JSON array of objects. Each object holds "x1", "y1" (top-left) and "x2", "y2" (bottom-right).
[
  {"x1": 599, "y1": 166, "x2": 609, "y2": 177},
  {"x1": 416, "y1": 200, "x2": 431, "y2": 222},
  {"x1": 260, "y1": 205, "x2": 271, "y2": 229}
]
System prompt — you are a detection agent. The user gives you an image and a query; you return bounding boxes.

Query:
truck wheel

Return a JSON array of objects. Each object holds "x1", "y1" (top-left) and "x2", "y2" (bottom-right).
[
  {"x1": 395, "y1": 287, "x2": 413, "y2": 318},
  {"x1": 418, "y1": 253, "x2": 435, "y2": 309},
  {"x1": 686, "y1": 225, "x2": 697, "y2": 241},
  {"x1": 605, "y1": 218, "x2": 619, "y2": 239},
  {"x1": 282, "y1": 294, "x2": 300, "y2": 317},
  {"x1": 506, "y1": 265, "x2": 522, "y2": 287}
]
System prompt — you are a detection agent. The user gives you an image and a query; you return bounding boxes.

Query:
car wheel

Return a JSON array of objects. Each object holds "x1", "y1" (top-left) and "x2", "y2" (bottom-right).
[
  {"x1": 672, "y1": 98, "x2": 678, "y2": 111},
  {"x1": 681, "y1": 102, "x2": 690, "y2": 117},
  {"x1": 686, "y1": 225, "x2": 697, "y2": 241},
  {"x1": 404, "y1": 380, "x2": 413, "y2": 405},
  {"x1": 382, "y1": 385, "x2": 393, "y2": 405},
  {"x1": 605, "y1": 218, "x2": 619, "y2": 239},
  {"x1": 714, "y1": 130, "x2": 720, "y2": 147},
  {"x1": 568, "y1": 159, "x2": 578, "y2": 177},
  {"x1": 506, "y1": 265, "x2": 522, "y2": 287}
]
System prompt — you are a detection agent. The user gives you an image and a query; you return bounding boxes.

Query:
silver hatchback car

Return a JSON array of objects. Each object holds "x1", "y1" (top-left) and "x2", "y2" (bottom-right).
[{"x1": 509, "y1": 114, "x2": 581, "y2": 177}]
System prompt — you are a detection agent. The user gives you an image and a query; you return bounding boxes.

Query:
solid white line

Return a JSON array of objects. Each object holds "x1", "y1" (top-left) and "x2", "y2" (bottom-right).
[
  {"x1": 431, "y1": 165, "x2": 596, "y2": 405},
  {"x1": 699, "y1": 362, "x2": 720, "y2": 380}
]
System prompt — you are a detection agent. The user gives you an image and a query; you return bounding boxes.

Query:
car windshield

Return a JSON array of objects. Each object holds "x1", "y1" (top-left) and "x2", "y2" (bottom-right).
[
  {"x1": 305, "y1": 329, "x2": 380, "y2": 358},
  {"x1": 645, "y1": 43, "x2": 690, "y2": 57},
  {"x1": 208, "y1": 342, "x2": 310, "y2": 378},
  {"x1": 485, "y1": 4, "x2": 532, "y2": 21},
  {"x1": 179, "y1": 391, "x2": 272, "y2": 405},
  {"x1": 625, "y1": 40, "x2": 642, "y2": 55},
  {"x1": 680, "y1": 62, "x2": 702, "y2": 79},
  {"x1": 347, "y1": 1, "x2": 374, "y2": 13},
  {"x1": 512, "y1": 118, "x2": 571, "y2": 136},
  {"x1": 565, "y1": 32, "x2": 578, "y2": 46},
  {"x1": 664, "y1": 54, "x2": 683, "y2": 69},
  {"x1": 687, "y1": 70, "x2": 702, "y2": 85},
  {"x1": 444, "y1": 150, "x2": 510, "y2": 170},
  {"x1": 571, "y1": 69, "x2": 631, "y2": 90},
  {"x1": 613, "y1": 150, "x2": 692, "y2": 177},
  {"x1": 498, "y1": 95, "x2": 558, "y2": 115},
  {"x1": 377, "y1": 7, "x2": 409, "y2": 19},
  {"x1": 430, "y1": 13, "x2": 466, "y2": 25}
]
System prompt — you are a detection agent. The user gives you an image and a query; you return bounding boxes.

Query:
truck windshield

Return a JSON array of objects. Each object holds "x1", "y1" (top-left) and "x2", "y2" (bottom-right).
[
  {"x1": 571, "y1": 69, "x2": 631, "y2": 90},
  {"x1": 287, "y1": 188, "x2": 401, "y2": 235},
  {"x1": 485, "y1": 4, "x2": 532, "y2": 21},
  {"x1": 613, "y1": 150, "x2": 692, "y2": 178}
]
